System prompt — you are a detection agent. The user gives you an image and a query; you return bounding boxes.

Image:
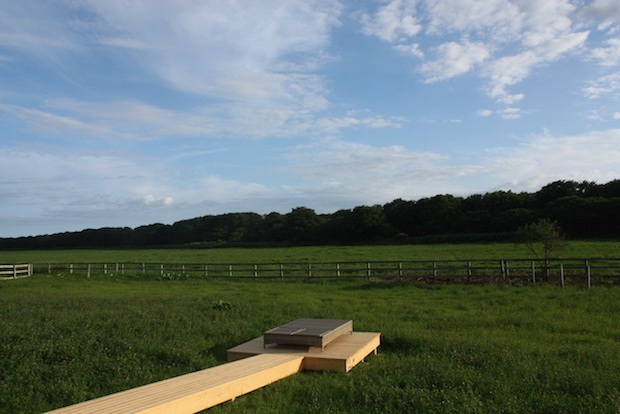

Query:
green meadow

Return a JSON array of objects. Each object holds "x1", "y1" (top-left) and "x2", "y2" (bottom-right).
[
  {"x1": 1, "y1": 270, "x2": 619, "y2": 413},
  {"x1": 2, "y1": 240, "x2": 619, "y2": 264}
]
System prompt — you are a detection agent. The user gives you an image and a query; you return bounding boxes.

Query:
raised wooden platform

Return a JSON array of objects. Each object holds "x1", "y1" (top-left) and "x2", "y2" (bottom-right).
[{"x1": 228, "y1": 331, "x2": 380, "y2": 373}]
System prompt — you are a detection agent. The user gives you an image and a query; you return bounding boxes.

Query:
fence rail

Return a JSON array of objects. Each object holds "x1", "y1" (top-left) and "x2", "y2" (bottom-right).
[
  {"x1": 0, "y1": 264, "x2": 33, "y2": 280},
  {"x1": 32, "y1": 258, "x2": 620, "y2": 286}
]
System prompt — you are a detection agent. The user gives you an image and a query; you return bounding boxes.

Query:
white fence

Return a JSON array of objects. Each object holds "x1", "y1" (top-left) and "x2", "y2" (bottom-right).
[
  {"x1": 0, "y1": 264, "x2": 32, "y2": 280},
  {"x1": 33, "y1": 258, "x2": 620, "y2": 286}
]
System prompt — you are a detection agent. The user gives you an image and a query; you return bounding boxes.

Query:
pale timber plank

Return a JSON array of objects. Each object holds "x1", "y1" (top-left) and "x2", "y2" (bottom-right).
[{"x1": 45, "y1": 353, "x2": 304, "y2": 414}]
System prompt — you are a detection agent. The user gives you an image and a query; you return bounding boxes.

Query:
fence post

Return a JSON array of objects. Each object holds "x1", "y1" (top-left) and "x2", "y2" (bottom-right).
[
  {"x1": 70, "y1": 264, "x2": 74, "y2": 274},
  {"x1": 29, "y1": 264, "x2": 33, "y2": 276},
  {"x1": 253, "y1": 264, "x2": 258, "y2": 280},
  {"x1": 308, "y1": 263, "x2": 312, "y2": 279},
  {"x1": 48, "y1": 263, "x2": 52, "y2": 274},
  {"x1": 104, "y1": 263, "x2": 108, "y2": 275},
  {"x1": 13, "y1": 264, "x2": 17, "y2": 279},
  {"x1": 204, "y1": 264, "x2": 208, "y2": 278},
  {"x1": 229, "y1": 265, "x2": 233, "y2": 278},
  {"x1": 142, "y1": 263, "x2": 146, "y2": 274},
  {"x1": 121, "y1": 263, "x2": 125, "y2": 275},
  {"x1": 280, "y1": 264, "x2": 284, "y2": 280},
  {"x1": 398, "y1": 261, "x2": 403, "y2": 281},
  {"x1": 432, "y1": 262, "x2": 437, "y2": 277},
  {"x1": 467, "y1": 260, "x2": 472, "y2": 277},
  {"x1": 336, "y1": 263, "x2": 341, "y2": 278},
  {"x1": 366, "y1": 262, "x2": 371, "y2": 280},
  {"x1": 560, "y1": 263, "x2": 564, "y2": 287},
  {"x1": 505, "y1": 261, "x2": 510, "y2": 279},
  {"x1": 87, "y1": 264, "x2": 91, "y2": 279},
  {"x1": 531, "y1": 261, "x2": 536, "y2": 285},
  {"x1": 586, "y1": 262, "x2": 591, "y2": 288}
]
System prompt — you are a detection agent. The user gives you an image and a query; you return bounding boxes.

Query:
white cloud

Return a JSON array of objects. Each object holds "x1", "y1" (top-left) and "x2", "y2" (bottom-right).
[
  {"x1": 497, "y1": 107, "x2": 524, "y2": 120},
  {"x1": 0, "y1": 148, "x2": 167, "y2": 213},
  {"x1": 144, "y1": 195, "x2": 174, "y2": 206},
  {"x1": 360, "y1": 0, "x2": 589, "y2": 106},
  {"x1": 360, "y1": 0, "x2": 421, "y2": 42},
  {"x1": 0, "y1": 3, "x2": 80, "y2": 53},
  {"x1": 475, "y1": 107, "x2": 523, "y2": 119},
  {"x1": 0, "y1": 0, "x2": 345, "y2": 135},
  {"x1": 423, "y1": 0, "x2": 522, "y2": 40},
  {"x1": 285, "y1": 138, "x2": 482, "y2": 203},
  {"x1": 588, "y1": 38, "x2": 620, "y2": 67},
  {"x1": 83, "y1": 0, "x2": 342, "y2": 103},
  {"x1": 582, "y1": 72, "x2": 620, "y2": 98},
  {"x1": 197, "y1": 175, "x2": 267, "y2": 202},
  {"x1": 394, "y1": 43, "x2": 424, "y2": 58},
  {"x1": 485, "y1": 128, "x2": 620, "y2": 191},
  {"x1": 583, "y1": 0, "x2": 620, "y2": 30},
  {"x1": 420, "y1": 41, "x2": 490, "y2": 82},
  {"x1": 0, "y1": 98, "x2": 401, "y2": 142}
]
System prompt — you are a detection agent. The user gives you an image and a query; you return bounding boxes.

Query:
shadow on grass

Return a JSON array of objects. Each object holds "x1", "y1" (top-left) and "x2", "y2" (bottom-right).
[
  {"x1": 379, "y1": 333, "x2": 426, "y2": 353},
  {"x1": 344, "y1": 280, "x2": 436, "y2": 291}
]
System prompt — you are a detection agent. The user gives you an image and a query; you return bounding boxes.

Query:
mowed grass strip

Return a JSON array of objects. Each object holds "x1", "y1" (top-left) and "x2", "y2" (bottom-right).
[{"x1": 1, "y1": 275, "x2": 619, "y2": 414}]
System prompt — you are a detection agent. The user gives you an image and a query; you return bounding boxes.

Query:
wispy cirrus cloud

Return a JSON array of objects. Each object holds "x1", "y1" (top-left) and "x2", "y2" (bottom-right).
[
  {"x1": 0, "y1": 0, "x2": 352, "y2": 140},
  {"x1": 0, "y1": 98, "x2": 402, "y2": 142},
  {"x1": 83, "y1": 0, "x2": 342, "y2": 103}
]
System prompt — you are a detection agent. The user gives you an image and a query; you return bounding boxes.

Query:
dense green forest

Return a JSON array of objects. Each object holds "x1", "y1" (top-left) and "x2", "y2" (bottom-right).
[{"x1": 2, "y1": 180, "x2": 619, "y2": 249}]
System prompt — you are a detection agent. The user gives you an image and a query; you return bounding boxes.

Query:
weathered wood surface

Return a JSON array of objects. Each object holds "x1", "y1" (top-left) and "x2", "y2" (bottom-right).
[
  {"x1": 45, "y1": 353, "x2": 304, "y2": 414},
  {"x1": 263, "y1": 318, "x2": 353, "y2": 349}
]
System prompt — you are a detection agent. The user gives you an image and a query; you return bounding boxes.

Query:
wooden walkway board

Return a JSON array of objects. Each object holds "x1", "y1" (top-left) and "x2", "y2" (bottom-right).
[
  {"x1": 228, "y1": 332, "x2": 380, "y2": 373},
  {"x1": 45, "y1": 353, "x2": 304, "y2": 414}
]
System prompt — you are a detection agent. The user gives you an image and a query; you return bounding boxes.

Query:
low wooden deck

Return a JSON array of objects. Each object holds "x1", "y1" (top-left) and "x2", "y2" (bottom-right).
[
  {"x1": 46, "y1": 322, "x2": 380, "y2": 413},
  {"x1": 228, "y1": 331, "x2": 380, "y2": 372}
]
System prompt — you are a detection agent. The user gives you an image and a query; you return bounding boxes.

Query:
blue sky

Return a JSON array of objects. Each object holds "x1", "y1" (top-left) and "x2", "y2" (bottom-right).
[{"x1": 1, "y1": 0, "x2": 619, "y2": 238}]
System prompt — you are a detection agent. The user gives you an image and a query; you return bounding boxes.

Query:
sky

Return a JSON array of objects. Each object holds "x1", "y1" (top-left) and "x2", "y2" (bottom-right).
[{"x1": 1, "y1": 0, "x2": 620, "y2": 238}]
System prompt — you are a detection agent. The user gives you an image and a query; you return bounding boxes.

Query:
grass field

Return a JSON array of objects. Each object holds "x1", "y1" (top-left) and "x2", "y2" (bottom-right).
[
  {"x1": 1, "y1": 240, "x2": 619, "y2": 264},
  {"x1": 1, "y1": 272, "x2": 619, "y2": 413}
]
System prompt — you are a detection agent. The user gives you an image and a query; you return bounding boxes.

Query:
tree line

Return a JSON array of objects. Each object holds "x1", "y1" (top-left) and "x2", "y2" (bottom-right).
[{"x1": 2, "y1": 179, "x2": 619, "y2": 249}]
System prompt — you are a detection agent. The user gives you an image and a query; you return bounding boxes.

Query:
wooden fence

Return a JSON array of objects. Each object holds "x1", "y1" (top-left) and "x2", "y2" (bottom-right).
[
  {"x1": 0, "y1": 264, "x2": 32, "y2": 280},
  {"x1": 33, "y1": 258, "x2": 620, "y2": 286}
]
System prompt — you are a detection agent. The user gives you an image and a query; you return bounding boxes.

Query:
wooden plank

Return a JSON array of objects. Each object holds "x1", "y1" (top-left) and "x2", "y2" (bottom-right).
[{"x1": 45, "y1": 353, "x2": 304, "y2": 414}]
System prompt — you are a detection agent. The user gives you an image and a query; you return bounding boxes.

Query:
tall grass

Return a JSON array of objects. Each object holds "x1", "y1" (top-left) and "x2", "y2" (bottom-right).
[{"x1": 1, "y1": 275, "x2": 618, "y2": 413}]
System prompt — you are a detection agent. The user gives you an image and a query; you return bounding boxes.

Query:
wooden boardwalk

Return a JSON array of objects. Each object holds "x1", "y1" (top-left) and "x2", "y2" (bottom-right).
[
  {"x1": 46, "y1": 324, "x2": 380, "y2": 413},
  {"x1": 46, "y1": 353, "x2": 304, "y2": 414}
]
